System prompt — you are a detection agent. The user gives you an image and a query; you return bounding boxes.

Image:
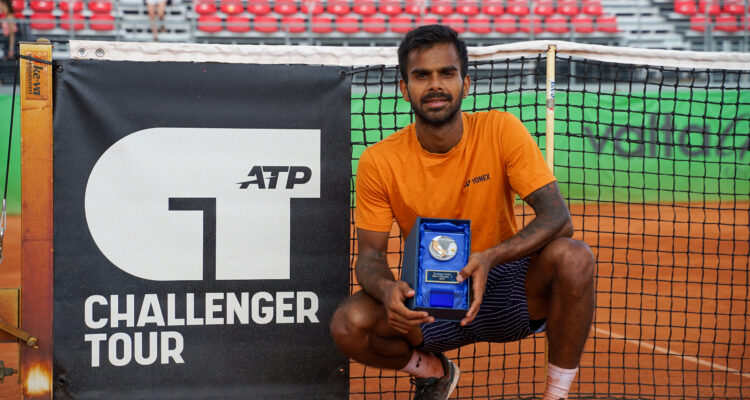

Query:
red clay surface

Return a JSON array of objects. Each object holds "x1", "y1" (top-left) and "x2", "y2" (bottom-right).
[{"x1": 0, "y1": 216, "x2": 22, "y2": 400}]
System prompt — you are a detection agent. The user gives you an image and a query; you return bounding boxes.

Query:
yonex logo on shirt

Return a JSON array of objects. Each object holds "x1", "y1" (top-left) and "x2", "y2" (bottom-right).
[{"x1": 464, "y1": 173, "x2": 491, "y2": 188}]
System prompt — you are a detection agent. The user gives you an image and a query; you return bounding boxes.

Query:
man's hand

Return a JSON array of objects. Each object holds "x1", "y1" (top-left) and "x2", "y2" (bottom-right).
[
  {"x1": 457, "y1": 251, "x2": 493, "y2": 326},
  {"x1": 382, "y1": 281, "x2": 434, "y2": 334}
]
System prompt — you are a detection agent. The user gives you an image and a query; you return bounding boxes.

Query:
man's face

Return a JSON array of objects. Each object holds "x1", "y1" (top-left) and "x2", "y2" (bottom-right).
[{"x1": 399, "y1": 42, "x2": 470, "y2": 126}]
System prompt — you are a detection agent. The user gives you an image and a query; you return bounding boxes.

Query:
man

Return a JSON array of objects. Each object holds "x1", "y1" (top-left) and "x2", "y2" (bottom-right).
[{"x1": 330, "y1": 24, "x2": 595, "y2": 400}]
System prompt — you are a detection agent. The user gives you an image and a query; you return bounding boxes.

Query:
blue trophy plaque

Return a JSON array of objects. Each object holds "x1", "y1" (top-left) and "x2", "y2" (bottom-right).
[{"x1": 402, "y1": 217, "x2": 471, "y2": 321}]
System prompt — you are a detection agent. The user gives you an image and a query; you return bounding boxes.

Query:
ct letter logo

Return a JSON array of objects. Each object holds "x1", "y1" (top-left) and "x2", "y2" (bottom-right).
[{"x1": 85, "y1": 128, "x2": 320, "y2": 281}]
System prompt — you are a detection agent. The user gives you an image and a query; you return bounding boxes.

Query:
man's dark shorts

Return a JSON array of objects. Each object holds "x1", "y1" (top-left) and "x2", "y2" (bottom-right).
[{"x1": 417, "y1": 256, "x2": 546, "y2": 354}]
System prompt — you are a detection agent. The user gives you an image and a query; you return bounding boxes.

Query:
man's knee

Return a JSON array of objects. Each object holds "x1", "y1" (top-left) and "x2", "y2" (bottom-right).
[
  {"x1": 330, "y1": 293, "x2": 378, "y2": 354},
  {"x1": 547, "y1": 238, "x2": 595, "y2": 295}
]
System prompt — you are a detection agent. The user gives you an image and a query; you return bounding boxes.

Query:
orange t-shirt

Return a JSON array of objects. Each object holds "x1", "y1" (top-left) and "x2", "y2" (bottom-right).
[{"x1": 355, "y1": 110, "x2": 556, "y2": 253}]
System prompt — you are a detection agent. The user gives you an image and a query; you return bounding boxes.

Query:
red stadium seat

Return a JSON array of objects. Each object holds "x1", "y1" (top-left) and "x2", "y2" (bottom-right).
[
  {"x1": 89, "y1": 12, "x2": 115, "y2": 31},
  {"x1": 494, "y1": 15, "x2": 517, "y2": 33},
  {"x1": 58, "y1": 1, "x2": 82, "y2": 12},
  {"x1": 281, "y1": 16, "x2": 306, "y2": 32},
  {"x1": 442, "y1": 16, "x2": 466, "y2": 32},
  {"x1": 197, "y1": 15, "x2": 222, "y2": 32},
  {"x1": 88, "y1": 0, "x2": 112, "y2": 14},
  {"x1": 379, "y1": 0, "x2": 402, "y2": 16},
  {"x1": 416, "y1": 15, "x2": 439, "y2": 25},
  {"x1": 468, "y1": 16, "x2": 490, "y2": 33},
  {"x1": 714, "y1": 14, "x2": 738, "y2": 31},
  {"x1": 29, "y1": 0, "x2": 53, "y2": 12},
  {"x1": 362, "y1": 16, "x2": 386, "y2": 32},
  {"x1": 534, "y1": 2, "x2": 555, "y2": 16},
  {"x1": 327, "y1": 0, "x2": 351, "y2": 16},
  {"x1": 29, "y1": 12, "x2": 54, "y2": 29},
  {"x1": 390, "y1": 16, "x2": 413, "y2": 32},
  {"x1": 273, "y1": 0, "x2": 298, "y2": 15},
  {"x1": 311, "y1": 16, "x2": 333, "y2": 32},
  {"x1": 545, "y1": 15, "x2": 568, "y2": 33},
  {"x1": 506, "y1": 1, "x2": 529, "y2": 16},
  {"x1": 689, "y1": 14, "x2": 708, "y2": 31},
  {"x1": 430, "y1": 0, "x2": 453, "y2": 16},
  {"x1": 254, "y1": 15, "x2": 278, "y2": 32},
  {"x1": 11, "y1": 0, "x2": 24, "y2": 11},
  {"x1": 722, "y1": 0, "x2": 745, "y2": 14},
  {"x1": 299, "y1": 0, "x2": 323, "y2": 14},
  {"x1": 698, "y1": 0, "x2": 721, "y2": 15},
  {"x1": 220, "y1": 0, "x2": 243, "y2": 15},
  {"x1": 226, "y1": 15, "x2": 250, "y2": 32},
  {"x1": 456, "y1": 0, "x2": 479, "y2": 16},
  {"x1": 481, "y1": 0, "x2": 504, "y2": 16},
  {"x1": 404, "y1": 0, "x2": 424, "y2": 15},
  {"x1": 519, "y1": 15, "x2": 542, "y2": 33},
  {"x1": 596, "y1": 15, "x2": 617, "y2": 32},
  {"x1": 673, "y1": 0, "x2": 696, "y2": 15},
  {"x1": 581, "y1": 0, "x2": 602, "y2": 16},
  {"x1": 59, "y1": 12, "x2": 84, "y2": 30},
  {"x1": 336, "y1": 16, "x2": 359, "y2": 33},
  {"x1": 353, "y1": 0, "x2": 376, "y2": 16},
  {"x1": 247, "y1": 0, "x2": 271, "y2": 15},
  {"x1": 194, "y1": 0, "x2": 217, "y2": 15},
  {"x1": 556, "y1": 0, "x2": 579, "y2": 16},
  {"x1": 571, "y1": 15, "x2": 594, "y2": 33}
]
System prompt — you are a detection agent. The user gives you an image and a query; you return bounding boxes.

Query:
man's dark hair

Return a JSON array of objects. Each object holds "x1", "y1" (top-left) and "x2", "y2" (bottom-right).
[{"x1": 397, "y1": 24, "x2": 468, "y2": 83}]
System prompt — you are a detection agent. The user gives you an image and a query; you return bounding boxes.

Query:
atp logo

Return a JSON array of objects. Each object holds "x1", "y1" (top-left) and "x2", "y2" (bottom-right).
[{"x1": 85, "y1": 128, "x2": 320, "y2": 281}]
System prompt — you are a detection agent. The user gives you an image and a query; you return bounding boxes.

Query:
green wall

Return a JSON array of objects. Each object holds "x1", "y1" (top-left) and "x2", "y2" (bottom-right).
[{"x1": 0, "y1": 94, "x2": 21, "y2": 215}]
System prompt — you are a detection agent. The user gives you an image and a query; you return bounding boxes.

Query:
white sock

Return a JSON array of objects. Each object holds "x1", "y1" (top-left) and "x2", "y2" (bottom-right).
[
  {"x1": 399, "y1": 350, "x2": 444, "y2": 379},
  {"x1": 542, "y1": 363, "x2": 578, "y2": 400}
]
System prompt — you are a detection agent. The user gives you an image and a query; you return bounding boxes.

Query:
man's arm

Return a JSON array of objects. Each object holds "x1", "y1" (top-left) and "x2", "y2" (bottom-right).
[
  {"x1": 457, "y1": 181, "x2": 572, "y2": 325},
  {"x1": 356, "y1": 228, "x2": 434, "y2": 334}
]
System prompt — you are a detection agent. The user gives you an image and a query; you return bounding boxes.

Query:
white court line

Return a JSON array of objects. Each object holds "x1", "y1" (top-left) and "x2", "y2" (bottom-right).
[{"x1": 594, "y1": 327, "x2": 750, "y2": 380}]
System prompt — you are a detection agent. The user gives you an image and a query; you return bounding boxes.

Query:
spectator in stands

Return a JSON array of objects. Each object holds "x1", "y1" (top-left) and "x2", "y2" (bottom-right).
[
  {"x1": 147, "y1": 0, "x2": 167, "y2": 41},
  {"x1": 0, "y1": 0, "x2": 16, "y2": 60}
]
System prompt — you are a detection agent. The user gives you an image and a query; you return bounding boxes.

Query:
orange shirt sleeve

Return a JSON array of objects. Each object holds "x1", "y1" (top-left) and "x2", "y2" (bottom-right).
[
  {"x1": 354, "y1": 148, "x2": 395, "y2": 232},
  {"x1": 498, "y1": 112, "x2": 557, "y2": 199}
]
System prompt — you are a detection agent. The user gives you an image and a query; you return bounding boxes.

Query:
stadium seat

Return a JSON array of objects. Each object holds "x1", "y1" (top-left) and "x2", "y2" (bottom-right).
[
  {"x1": 254, "y1": 15, "x2": 278, "y2": 32},
  {"x1": 442, "y1": 16, "x2": 466, "y2": 32},
  {"x1": 59, "y1": 13, "x2": 84, "y2": 30},
  {"x1": 722, "y1": 0, "x2": 745, "y2": 14},
  {"x1": 494, "y1": 15, "x2": 518, "y2": 33},
  {"x1": 352, "y1": 0, "x2": 376, "y2": 16},
  {"x1": 698, "y1": 0, "x2": 721, "y2": 15},
  {"x1": 336, "y1": 16, "x2": 359, "y2": 33},
  {"x1": 362, "y1": 16, "x2": 386, "y2": 32},
  {"x1": 88, "y1": 12, "x2": 115, "y2": 31},
  {"x1": 311, "y1": 16, "x2": 333, "y2": 32},
  {"x1": 273, "y1": 0, "x2": 298, "y2": 15},
  {"x1": 58, "y1": 1, "x2": 82, "y2": 12},
  {"x1": 247, "y1": 0, "x2": 271, "y2": 15},
  {"x1": 194, "y1": 0, "x2": 217, "y2": 15},
  {"x1": 546, "y1": 15, "x2": 568, "y2": 32},
  {"x1": 281, "y1": 16, "x2": 306, "y2": 32},
  {"x1": 714, "y1": 14, "x2": 738, "y2": 31},
  {"x1": 220, "y1": 0, "x2": 244, "y2": 15},
  {"x1": 29, "y1": 12, "x2": 54, "y2": 29},
  {"x1": 379, "y1": 0, "x2": 402, "y2": 16},
  {"x1": 11, "y1": 0, "x2": 23, "y2": 11},
  {"x1": 506, "y1": 1, "x2": 529, "y2": 16},
  {"x1": 481, "y1": 0, "x2": 504, "y2": 16},
  {"x1": 596, "y1": 15, "x2": 617, "y2": 32},
  {"x1": 29, "y1": 0, "x2": 53, "y2": 12},
  {"x1": 88, "y1": 1, "x2": 113, "y2": 14},
  {"x1": 534, "y1": 2, "x2": 555, "y2": 16},
  {"x1": 468, "y1": 16, "x2": 491, "y2": 33},
  {"x1": 673, "y1": 0, "x2": 696, "y2": 15},
  {"x1": 226, "y1": 15, "x2": 251, "y2": 32},
  {"x1": 689, "y1": 14, "x2": 708, "y2": 31},
  {"x1": 430, "y1": 0, "x2": 453, "y2": 16},
  {"x1": 571, "y1": 15, "x2": 594, "y2": 33},
  {"x1": 197, "y1": 15, "x2": 222, "y2": 32},
  {"x1": 456, "y1": 0, "x2": 479, "y2": 16},
  {"x1": 416, "y1": 15, "x2": 439, "y2": 25},
  {"x1": 327, "y1": 0, "x2": 351, "y2": 16},
  {"x1": 519, "y1": 15, "x2": 542, "y2": 33},
  {"x1": 581, "y1": 0, "x2": 603, "y2": 16},
  {"x1": 300, "y1": 0, "x2": 324, "y2": 14},
  {"x1": 556, "y1": 0, "x2": 579, "y2": 16},
  {"x1": 390, "y1": 16, "x2": 413, "y2": 32},
  {"x1": 404, "y1": 0, "x2": 424, "y2": 15}
]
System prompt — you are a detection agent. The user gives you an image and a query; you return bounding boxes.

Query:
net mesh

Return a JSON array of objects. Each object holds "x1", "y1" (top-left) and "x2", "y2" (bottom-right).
[{"x1": 349, "y1": 53, "x2": 750, "y2": 399}]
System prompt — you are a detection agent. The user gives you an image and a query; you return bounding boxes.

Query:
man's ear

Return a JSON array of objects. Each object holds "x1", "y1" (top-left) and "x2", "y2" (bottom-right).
[
  {"x1": 462, "y1": 74, "x2": 471, "y2": 98},
  {"x1": 399, "y1": 79, "x2": 410, "y2": 102}
]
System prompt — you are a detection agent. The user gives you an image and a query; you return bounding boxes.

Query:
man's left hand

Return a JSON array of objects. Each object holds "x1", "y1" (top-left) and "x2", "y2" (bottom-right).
[{"x1": 456, "y1": 251, "x2": 493, "y2": 326}]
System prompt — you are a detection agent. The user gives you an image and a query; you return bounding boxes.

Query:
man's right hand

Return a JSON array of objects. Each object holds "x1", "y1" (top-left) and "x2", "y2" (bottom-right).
[{"x1": 382, "y1": 280, "x2": 434, "y2": 334}]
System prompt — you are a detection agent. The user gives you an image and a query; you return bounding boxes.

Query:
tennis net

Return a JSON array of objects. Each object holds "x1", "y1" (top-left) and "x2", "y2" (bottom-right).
[{"x1": 350, "y1": 42, "x2": 750, "y2": 399}]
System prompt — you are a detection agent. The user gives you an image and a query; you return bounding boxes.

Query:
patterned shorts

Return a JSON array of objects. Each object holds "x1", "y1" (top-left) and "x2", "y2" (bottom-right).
[{"x1": 418, "y1": 256, "x2": 546, "y2": 354}]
